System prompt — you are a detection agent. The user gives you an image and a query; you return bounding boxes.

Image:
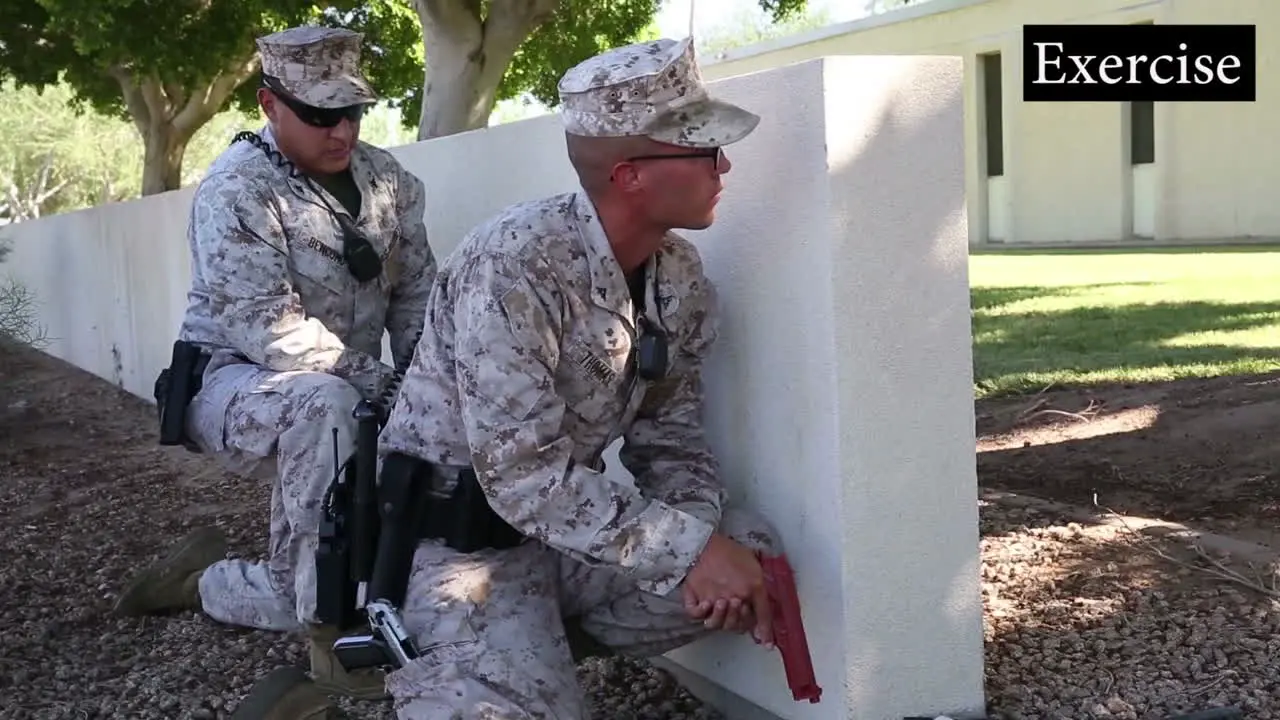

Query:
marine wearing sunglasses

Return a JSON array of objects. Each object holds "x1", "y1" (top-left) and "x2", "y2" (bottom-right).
[
  {"x1": 263, "y1": 75, "x2": 371, "y2": 129},
  {"x1": 251, "y1": 73, "x2": 382, "y2": 282}
]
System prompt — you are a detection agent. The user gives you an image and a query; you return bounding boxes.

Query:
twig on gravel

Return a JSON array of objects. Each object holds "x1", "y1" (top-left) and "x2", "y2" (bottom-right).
[
  {"x1": 1016, "y1": 398, "x2": 1101, "y2": 426},
  {"x1": 1189, "y1": 546, "x2": 1280, "y2": 596},
  {"x1": 1187, "y1": 672, "x2": 1231, "y2": 697},
  {"x1": 1014, "y1": 396, "x2": 1048, "y2": 420},
  {"x1": 1011, "y1": 382, "x2": 1059, "y2": 420},
  {"x1": 1148, "y1": 670, "x2": 1234, "y2": 707},
  {"x1": 1250, "y1": 563, "x2": 1272, "y2": 591},
  {"x1": 1023, "y1": 407, "x2": 1095, "y2": 423},
  {"x1": 1091, "y1": 498, "x2": 1280, "y2": 599}
]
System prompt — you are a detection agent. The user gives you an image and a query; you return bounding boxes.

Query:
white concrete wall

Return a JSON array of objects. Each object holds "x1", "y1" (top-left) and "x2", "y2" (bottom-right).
[
  {"x1": 0, "y1": 186, "x2": 198, "y2": 399},
  {"x1": 656, "y1": 55, "x2": 984, "y2": 720},
  {"x1": 0, "y1": 56, "x2": 985, "y2": 719},
  {"x1": 700, "y1": 0, "x2": 1280, "y2": 246}
]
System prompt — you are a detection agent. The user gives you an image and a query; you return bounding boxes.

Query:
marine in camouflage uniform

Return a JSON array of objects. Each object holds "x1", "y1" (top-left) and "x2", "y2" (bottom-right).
[
  {"x1": 234, "y1": 36, "x2": 778, "y2": 719},
  {"x1": 112, "y1": 25, "x2": 437, "y2": 703}
]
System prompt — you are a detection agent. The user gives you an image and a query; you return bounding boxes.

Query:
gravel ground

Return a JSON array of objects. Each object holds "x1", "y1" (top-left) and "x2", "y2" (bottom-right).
[
  {"x1": 982, "y1": 498, "x2": 1277, "y2": 720},
  {"x1": 0, "y1": 341, "x2": 722, "y2": 720},
  {"x1": 3, "y1": 340, "x2": 1280, "y2": 719}
]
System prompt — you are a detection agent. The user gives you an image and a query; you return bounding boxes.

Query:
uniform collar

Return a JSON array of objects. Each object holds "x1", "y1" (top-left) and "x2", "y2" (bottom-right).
[
  {"x1": 570, "y1": 189, "x2": 679, "y2": 331},
  {"x1": 573, "y1": 189, "x2": 636, "y2": 325},
  {"x1": 258, "y1": 124, "x2": 380, "y2": 223}
]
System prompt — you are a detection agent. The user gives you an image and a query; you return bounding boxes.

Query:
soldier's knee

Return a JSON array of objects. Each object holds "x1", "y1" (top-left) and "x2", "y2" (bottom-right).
[
  {"x1": 305, "y1": 374, "x2": 364, "y2": 419},
  {"x1": 285, "y1": 373, "x2": 364, "y2": 430},
  {"x1": 718, "y1": 507, "x2": 782, "y2": 554},
  {"x1": 262, "y1": 372, "x2": 364, "y2": 453}
]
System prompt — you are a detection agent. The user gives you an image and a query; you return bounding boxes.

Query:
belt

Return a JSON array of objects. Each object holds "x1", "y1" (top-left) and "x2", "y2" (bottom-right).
[
  {"x1": 415, "y1": 466, "x2": 525, "y2": 551},
  {"x1": 191, "y1": 351, "x2": 211, "y2": 395},
  {"x1": 381, "y1": 452, "x2": 525, "y2": 552}
]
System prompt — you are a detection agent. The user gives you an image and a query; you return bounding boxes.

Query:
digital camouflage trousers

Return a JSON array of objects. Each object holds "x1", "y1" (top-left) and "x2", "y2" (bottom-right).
[
  {"x1": 186, "y1": 362, "x2": 363, "y2": 631},
  {"x1": 385, "y1": 507, "x2": 779, "y2": 719}
]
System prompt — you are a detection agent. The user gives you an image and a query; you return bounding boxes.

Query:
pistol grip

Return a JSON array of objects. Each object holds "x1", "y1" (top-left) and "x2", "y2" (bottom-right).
[{"x1": 758, "y1": 551, "x2": 823, "y2": 704}]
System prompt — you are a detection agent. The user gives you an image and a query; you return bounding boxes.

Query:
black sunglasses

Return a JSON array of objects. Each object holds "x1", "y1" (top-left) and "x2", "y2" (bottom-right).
[
  {"x1": 263, "y1": 75, "x2": 369, "y2": 128},
  {"x1": 627, "y1": 147, "x2": 723, "y2": 166}
]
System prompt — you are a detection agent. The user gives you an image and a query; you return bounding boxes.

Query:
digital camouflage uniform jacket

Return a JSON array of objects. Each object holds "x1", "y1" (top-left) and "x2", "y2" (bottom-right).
[
  {"x1": 178, "y1": 126, "x2": 437, "y2": 401},
  {"x1": 380, "y1": 190, "x2": 727, "y2": 597}
]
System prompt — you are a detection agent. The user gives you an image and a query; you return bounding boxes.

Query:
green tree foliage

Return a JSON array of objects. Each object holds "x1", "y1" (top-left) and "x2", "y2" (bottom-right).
[
  {"x1": 0, "y1": 0, "x2": 808, "y2": 198},
  {"x1": 0, "y1": 80, "x2": 141, "y2": 221},
  {"x1": 0, "y1": 79, "x2": 269, "y2": 222},
  {"x1": 0, "y1": 0, "x2": 423, "y2": 196},
  {"x1": 0, "y1": 79, "x2": 416, "y2": 223},
  {"x1": 406, "y1": 0, "x2": 807, "y2": 140}
]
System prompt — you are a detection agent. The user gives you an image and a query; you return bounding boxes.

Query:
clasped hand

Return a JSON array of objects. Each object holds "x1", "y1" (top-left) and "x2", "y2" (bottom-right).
[{"x1": 680, "y1": 533, "x2": 774, "y2": 648}]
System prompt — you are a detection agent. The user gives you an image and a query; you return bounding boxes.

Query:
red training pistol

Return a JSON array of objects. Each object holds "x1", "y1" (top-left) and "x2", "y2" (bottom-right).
[{"x1": 757, "y1": 551, "x2": 822, "y2": 703}]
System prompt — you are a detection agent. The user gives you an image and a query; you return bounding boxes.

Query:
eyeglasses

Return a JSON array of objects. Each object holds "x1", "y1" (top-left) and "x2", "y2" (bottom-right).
[
  {"x1": 263, "y1": 76, "x2": 369, "y2": 128},
  {"x1": 626, "y1": 147, "x2": 723, "y2": 167}
]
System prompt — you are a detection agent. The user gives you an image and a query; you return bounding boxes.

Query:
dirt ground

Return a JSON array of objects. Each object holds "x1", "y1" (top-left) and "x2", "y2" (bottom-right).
[
  {"x1": 977, "y1": 370, "x2": 1280, "y2": 545},
  {"x1": 5, "y1": 337, "x2": 1280, "y2": 719}
]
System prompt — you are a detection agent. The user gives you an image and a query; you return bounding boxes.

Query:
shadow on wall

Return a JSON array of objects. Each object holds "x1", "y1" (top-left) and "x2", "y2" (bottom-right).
[
  {"x1": 0, "y1": 235, "x2": 50, "y2": 349},
  {"x1": 826, "y1": 58, "x2": 986, "y2": 717}
]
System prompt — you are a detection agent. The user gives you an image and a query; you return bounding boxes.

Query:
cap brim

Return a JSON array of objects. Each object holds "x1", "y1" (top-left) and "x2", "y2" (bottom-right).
[
  {"x1": 645, "y1": 98, "x2": 760, "y2": 148},
  {"x1": 292, "y1": 75, "x2": 378, "y2": 109}
]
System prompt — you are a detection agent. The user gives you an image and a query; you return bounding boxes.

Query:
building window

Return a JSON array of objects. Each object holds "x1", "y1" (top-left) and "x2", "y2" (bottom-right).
[
  {"x1": 1129, "y1": 20, "x2": 1154, "y2": 165},
  {"x1": 1131, "y1": 100, "x2": 1154, "y2": 165},
  {"x1": 980, "y1": 52, "x2": 1003, "y2": 177}
]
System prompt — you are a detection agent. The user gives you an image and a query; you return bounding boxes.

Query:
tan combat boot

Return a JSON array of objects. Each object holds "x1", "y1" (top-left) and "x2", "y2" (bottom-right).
[
  {"x1": 229, "y1": 665, "x2": 348, "y2": 719},
  {"x1": 307, "y1": 624, "x2": 389, "y2": 701},
  {"x1": 113, "y1": 525, "x2": 228, "y2": 616}
]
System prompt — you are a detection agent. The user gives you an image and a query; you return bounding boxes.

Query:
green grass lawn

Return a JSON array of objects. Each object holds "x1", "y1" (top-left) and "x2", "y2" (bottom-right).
[{"x1": 969, "y1": 245, "x2": 1280, "y2": 399}]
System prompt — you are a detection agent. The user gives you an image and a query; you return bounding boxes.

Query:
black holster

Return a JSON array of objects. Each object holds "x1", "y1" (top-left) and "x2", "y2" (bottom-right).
[
  {"x1": 315, "y1": 438, "x2": 526, "y2": 630},
  {"x1": 154, "y1": 339, "x2": 209, "y2": 451},
  {"x1": 382, "y1": 452, "x2": 526, "y2": 557}
]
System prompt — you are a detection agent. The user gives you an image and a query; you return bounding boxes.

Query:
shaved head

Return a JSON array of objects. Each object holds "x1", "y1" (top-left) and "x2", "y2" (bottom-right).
[
  {"x1": 561, "y1": 129, "x2": 730, "y2": 270},
  {"x1": 564, "y1": 132, "x2": 659, "y2": 195}
]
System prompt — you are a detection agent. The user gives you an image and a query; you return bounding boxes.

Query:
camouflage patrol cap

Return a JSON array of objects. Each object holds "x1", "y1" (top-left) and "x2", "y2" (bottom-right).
[
  {"x1": 256, "y1": 26, "x2": 378, "y2": 109},
  {"x1": 557, "y1": 37, "x2": 759, "y2": 148}
]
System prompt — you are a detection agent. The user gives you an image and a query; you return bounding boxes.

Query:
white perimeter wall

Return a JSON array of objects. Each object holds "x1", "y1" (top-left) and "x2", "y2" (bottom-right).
[{"x1": 0, "y1": 56, "x2": 985, "y2": 720}]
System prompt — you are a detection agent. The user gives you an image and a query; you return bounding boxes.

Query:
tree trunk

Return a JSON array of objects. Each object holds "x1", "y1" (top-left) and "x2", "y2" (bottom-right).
[
  {"x1": 141, "y1": 124, "x2": 188, "y2": 196},
  {"x1": 416, "y1": 30, "x2": 501, "y2": 138},
  {"x1": 413, "y1": 0, "x2": 560, "y2": 141},
  {"x1": 109, "y1": 55, "x2": 260, "y2": 196}
]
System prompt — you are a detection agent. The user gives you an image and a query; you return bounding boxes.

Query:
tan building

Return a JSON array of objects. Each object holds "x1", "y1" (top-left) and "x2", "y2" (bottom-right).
[{"x1": 703, "y1": 0, "x2": 1277, "y2": 247}]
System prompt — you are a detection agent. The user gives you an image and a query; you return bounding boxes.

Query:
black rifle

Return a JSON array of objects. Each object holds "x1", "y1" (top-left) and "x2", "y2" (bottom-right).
[
  {"x1": 314, "y1": 331, "x2": 525, "y2": 673},
  {"x1": 315, "y1": 391, "x2": 424, "y2": 670}
]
